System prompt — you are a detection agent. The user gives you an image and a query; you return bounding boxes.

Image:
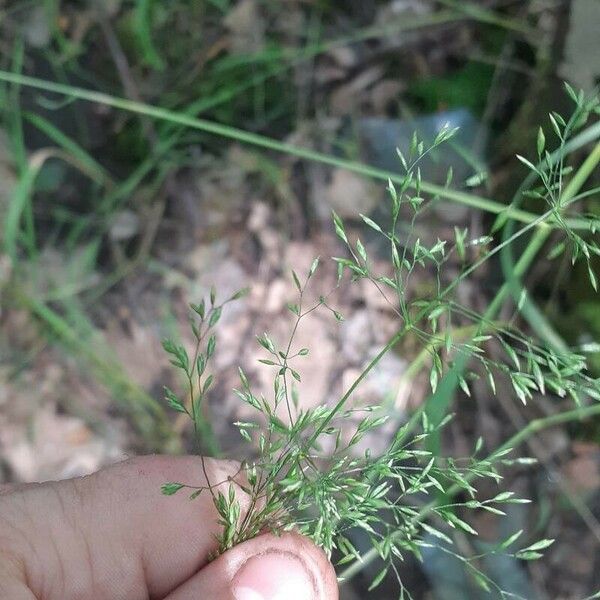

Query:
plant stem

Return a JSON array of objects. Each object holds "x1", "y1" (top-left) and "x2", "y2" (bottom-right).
[
  {"x1": 434, "y1": 0, "x2": 536, "y2": 35},
  {"x1": 0, "y1": 69, "x2": 593, "y2": 229},
  {"x1": 306, "y1": 326, "x2": 409, "y2": 448},
  {"x1": 562, "y1": 141, "x2": 600, "y2": 204}
]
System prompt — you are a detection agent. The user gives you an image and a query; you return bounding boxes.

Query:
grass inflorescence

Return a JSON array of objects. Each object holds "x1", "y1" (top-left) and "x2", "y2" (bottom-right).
[{"x1": 159, "y1": 85, "x2": 600, "y2": 597}]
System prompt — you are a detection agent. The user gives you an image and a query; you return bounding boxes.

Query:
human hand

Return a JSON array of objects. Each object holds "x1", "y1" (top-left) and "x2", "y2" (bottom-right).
[{"x1": 0, "y1": 455, "x2": 338, "y2": 599}]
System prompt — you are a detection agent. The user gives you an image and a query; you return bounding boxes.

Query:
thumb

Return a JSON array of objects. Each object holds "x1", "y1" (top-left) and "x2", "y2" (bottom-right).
[{"x1": 165, "y1": 531, "x2": 339, "y2": 600}]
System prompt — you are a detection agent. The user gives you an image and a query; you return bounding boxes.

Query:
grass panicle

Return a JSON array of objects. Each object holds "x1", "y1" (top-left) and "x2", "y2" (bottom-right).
[{"x1": 159, "y1": 86, "x2": 600, "y2": 597}]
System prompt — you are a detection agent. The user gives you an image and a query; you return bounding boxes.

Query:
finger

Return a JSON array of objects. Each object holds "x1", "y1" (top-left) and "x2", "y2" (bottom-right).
[
  {"x1": 1, "y1": 455, "x2": 250, "y2": 599},
  {"x1": 166, "y1": 532, "x2": 339, "y2": 600},
  {"x1": 0, "y1": 557, "x2": 37, "y2": 600}
]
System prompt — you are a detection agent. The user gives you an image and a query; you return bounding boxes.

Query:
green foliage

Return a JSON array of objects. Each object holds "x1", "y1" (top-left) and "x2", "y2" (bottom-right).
[
  {"x1": 159, "y1": 86, "x2": 600, "y2": 597},
  {"x1": 407, "y1": 61, "x2": 495, "y2": 115},
  {"x1": 161, "y1": 287, "x2": 248, "y2": 437}
]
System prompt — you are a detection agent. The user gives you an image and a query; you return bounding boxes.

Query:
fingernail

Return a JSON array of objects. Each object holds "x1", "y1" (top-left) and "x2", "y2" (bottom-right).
[{"x1": 232, "y1": 550, "x2": 316, "y2": 600}]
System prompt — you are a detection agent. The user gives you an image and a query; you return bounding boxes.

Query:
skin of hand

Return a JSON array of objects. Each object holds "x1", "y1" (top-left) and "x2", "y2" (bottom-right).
[{"x1": 0, "y1": 455, "x2": 339, "y2": 600}]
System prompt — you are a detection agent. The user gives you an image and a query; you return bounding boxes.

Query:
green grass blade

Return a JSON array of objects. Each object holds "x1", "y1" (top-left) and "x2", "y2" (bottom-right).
[
  {"x1": 435, "y1": 0, "x2": 537, "y2": 36},
  {"x1": 134, "y1": 0, "x2": 165, "y2": 70},
  {"x1": 5, "y1": 161, "x2": 41, "y2": 261},
  {"x1": 23, "y1": 111, "x2": 111, "y2": 185},
  {"x1": 0, "y1": 69, "x2": 590, "y2": 228}
]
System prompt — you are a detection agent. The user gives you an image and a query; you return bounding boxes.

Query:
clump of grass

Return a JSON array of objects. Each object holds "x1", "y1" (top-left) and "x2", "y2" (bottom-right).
[{"x1": 161, "y1": 85, "x2": 600, "y2": 596}]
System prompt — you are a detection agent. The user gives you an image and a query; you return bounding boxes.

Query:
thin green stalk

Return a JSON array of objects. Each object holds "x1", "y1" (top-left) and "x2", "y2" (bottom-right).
[
  {"x1": 562, "y1": 141, "x2": 600, "y2": 204},
  {"x1": 203, "y1": 11, "x2": 464, "y2": 74},
  {"x1": 435, "y1": 0, "x2": 536, "y2": 36},
  {"x1": 0, "y1": 70, "x2": 592, "y2": 229},
  {"x1": 6, "y1": 39, "x2": 36, "y2": 258},
  {"x1": 4, "y1": 148, "x2": 112, "y2": 261},
  {"x1": 306, "y1": 326, "x2": 408, "y2": 448},
  {"x1": 23, "y1": 111, "x2": 111, "y2": 184}
]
